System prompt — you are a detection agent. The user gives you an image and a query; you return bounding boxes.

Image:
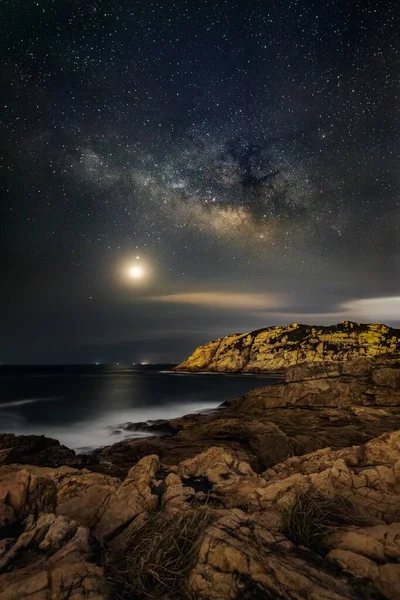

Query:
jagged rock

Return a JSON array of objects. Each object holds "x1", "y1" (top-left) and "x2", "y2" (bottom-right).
[
  {"x1": 118, "y1": 418, "x2": 178, "y2": 436},
  {"x1": 0, "y1": 458, "x2": 160, "y2": 543},
  {"x1": 0, "y1": 433, "x2": 83, "y2": 468},
  {"x1": 0, "y1": 513, "x2": 109, "y2": 600},
  {"x1": 0, "y1": 561, "x2": 108, "y2": 600},
  {"x1": 327, "y1": 523, "x2": 400, "y2": 562},
  {"x1": 55, "y1": 469, "x2": 120, "y2": 531},
  {"x1": 0, "y1": 434, "x2": 79, "y2": 469},
  {"x1": 20, "y1": 457, "x2": 160, "y2": 542},
  {"x1": 0, "y1": 472, "x2": 109, "y2": 600},
  {"x1": 94, "y1": 455, "x2": 159, "y2": 540},
  {"x1": 260, "y1": 430, "x2": 400, "y2": 522},
  {"x1": 94, "y1": 359, "x2": 400, "y2": 477},
  {"x1": 187, "y1": 509, "x2": 359, "y2": 600},
  {"x1": 175, "y1": 322, "x2": 400, "y2": 372},
  {"x1": 2, "y1": 428, "x2": 400, "y2": 598},
  {"x1": 285, "y1": 354, "x2": 400, "y2": 383},
  {"x1": 177, "y1": 446, "x2": 254, "y2": 482},
  {"x1": 1, "y1": 354, "x2": 400, "y2": 598},
  {"x1": 327, "y1": 549, "x2": 380, "y2": 579},
  {"x1": 94, "y1": 416, "x2": 294, "y2": 476},
  {"x1": 180, "y1": 431, "x2": 400, "y2": 599},
  {"x1": 176, "y1": 447, "x2": 271, "y2": 511},
  {"x1": 0, "y1": 470, "x2": 56, "y2": 529},
  {"x1": 161, "y1": 472, "x2": 196, "y2": 512},
  {"x1": 230, "y1": 377, "x2": 400, "y2": 410}
]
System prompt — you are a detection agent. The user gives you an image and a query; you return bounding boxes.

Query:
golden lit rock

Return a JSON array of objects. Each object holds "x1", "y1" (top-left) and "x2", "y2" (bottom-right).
[{"x1": 175, "y1": 322, "x2": 400, "y2": 372}]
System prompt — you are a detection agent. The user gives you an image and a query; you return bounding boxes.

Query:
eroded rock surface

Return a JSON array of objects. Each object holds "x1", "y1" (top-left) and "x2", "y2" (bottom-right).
[
  {"x1": 1, "y1": 355, "x2": 400, "y2": 598},
  {"x1": 94, "y1": 355, "x2": 400, "y2": 476},
  {"x1": 48, "y1": 434, "x2": 400, "y2": 599},
  {"x1": 2, "y1": 429, "x2": 400, "y2": 598},
  {"x1": 0, "y1": 434, "x2": 79, "y2": 469},
  {"x1": 175, "y1": 321, "x2": 400, "y2": 372},
  {"x1": 0, "y1": 470, "x2": 109, "y2": 600}
]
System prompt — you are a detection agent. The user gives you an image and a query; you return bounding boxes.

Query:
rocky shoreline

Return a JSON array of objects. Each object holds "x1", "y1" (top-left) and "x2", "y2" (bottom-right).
[
  {"x1": 175, "y1": 321, "x2": 400, "y2": 372},
  {"x1": 1, "y1": 354, "x2": 400, "y2": 598}
]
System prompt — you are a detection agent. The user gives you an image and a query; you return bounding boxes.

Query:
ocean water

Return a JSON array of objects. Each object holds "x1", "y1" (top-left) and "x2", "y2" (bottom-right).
[{"x1": 0, "y1": 365, "x2": 280, "y2": 452}]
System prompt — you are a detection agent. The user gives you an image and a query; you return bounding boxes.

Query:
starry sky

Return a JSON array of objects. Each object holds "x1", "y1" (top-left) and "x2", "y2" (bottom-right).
[{"x1": 1, "y1": 0, "x2": 399, "y2": 363}]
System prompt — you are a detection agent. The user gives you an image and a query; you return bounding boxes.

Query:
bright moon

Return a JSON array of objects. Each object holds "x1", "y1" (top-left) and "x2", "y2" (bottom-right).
[
  {"x1": 120, "y1": 256, "x2": 150, "y2": 284},
  {"x1": 129, "y1": 266, "x2": 144, "y2": 279}
]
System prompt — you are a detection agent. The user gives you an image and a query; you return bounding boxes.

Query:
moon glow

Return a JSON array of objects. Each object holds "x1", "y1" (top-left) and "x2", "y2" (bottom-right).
[
  {"x1": 120, "y1": 256, "x2": 150, "y2": 284},
  {"x1": 129, "y1": 266, "x2": 144, "y2": 279}
]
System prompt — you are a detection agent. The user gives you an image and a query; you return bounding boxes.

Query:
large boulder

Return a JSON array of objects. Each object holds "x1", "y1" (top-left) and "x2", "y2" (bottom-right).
[
  {"x1": 0, "y1": 434, "x2": 78, "y2": 468},
  {"x1": 23, "y1": 457, "x2": 160, "y2": 541},
  {"x1": 55, "y1": 469, "x2": 120, "y2": 531},
  {"x1": 0, "y1": 470, "x2": 56, "y2": 530},
  {"x1": 0, "y1": 513, "x2": 109, "y2": 600},
  {"x1": 94, "y1": 455, "x2": 159, "y2": 540},
  {"x1": 187, "y1": 509, "x2": 358, "y2": 600},
  {"x1": 0, "y1": 469, "x2": 109, "y2": 600}
]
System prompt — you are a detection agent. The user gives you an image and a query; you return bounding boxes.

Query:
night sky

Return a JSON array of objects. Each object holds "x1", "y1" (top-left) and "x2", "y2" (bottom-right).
[{"x1": 1, "y1": 0, "x2": 399, "y2": 363}]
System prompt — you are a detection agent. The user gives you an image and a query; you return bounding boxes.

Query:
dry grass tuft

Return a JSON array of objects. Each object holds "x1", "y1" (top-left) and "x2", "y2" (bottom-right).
[
  {"x1": 105, "y1": 505, "x2": 214, "y2": 599},
  {"x1": 279, "y1": 485, "x2": 368, "y2": 550}
]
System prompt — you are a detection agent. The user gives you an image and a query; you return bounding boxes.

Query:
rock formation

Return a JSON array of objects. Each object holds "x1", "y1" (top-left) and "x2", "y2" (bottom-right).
[
  {"x1": 174, "y1": 321, "x2": 400, "y2": 372},
  {"x1": 1, "y1": 353, "x2": 400, "y2": 598},
  {"x1": 0, "y1": 468, "x2": 109, "y2": 600},
  {"x1": 0, "y1": 434, "x2": 79, "y2": 468},
  {"x1": 94, "y1": 352, "x2": 400, "y2": 476}
]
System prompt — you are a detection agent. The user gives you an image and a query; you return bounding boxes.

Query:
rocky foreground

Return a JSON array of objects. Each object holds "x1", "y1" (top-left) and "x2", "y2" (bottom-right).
[
  {"x1": 174, "y1": 321, "x2": 400, "y2": 372},
  {"x1": 1, "y1": 355, "x2": 400, "y2": 598}
]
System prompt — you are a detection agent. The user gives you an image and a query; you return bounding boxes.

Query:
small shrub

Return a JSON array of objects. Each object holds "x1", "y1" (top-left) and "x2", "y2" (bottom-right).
[
  {"x1": 105, "y1": 505, "x2": 214, "y2": 599},
  {"x1": 279, "y1": 486, "x2": 367, "y2": 550}
]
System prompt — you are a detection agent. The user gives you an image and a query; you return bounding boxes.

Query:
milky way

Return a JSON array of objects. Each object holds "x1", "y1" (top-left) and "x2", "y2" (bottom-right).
[
  {"x1": 1, "y1": 0, "x2": 399, "y2": 362},
  {"x1": 75, "y1": 132, "x2": 317, "y2": 250}
]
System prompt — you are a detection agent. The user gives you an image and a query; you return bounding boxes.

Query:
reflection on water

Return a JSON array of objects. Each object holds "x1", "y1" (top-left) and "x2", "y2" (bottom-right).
[{"x1": 0, "y1": 365, "x2": 280, "y2": 451}]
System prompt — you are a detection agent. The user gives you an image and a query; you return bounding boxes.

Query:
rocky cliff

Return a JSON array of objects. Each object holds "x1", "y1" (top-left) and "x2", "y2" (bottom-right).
[
  {"x1": 175, "y1": 321, "x2": 400, "y2": 372},
  {"x1": 2, "y1": 355, "x2": 400, "y2": 598}
]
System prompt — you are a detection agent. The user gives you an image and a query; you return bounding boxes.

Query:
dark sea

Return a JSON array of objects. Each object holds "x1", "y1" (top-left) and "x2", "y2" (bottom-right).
[{"x1": 0, "y1": 365, "x2": 280, "y2": 452}]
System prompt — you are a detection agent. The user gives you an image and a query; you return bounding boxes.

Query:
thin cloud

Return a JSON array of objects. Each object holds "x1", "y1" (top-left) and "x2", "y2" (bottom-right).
[
  {"x1": 150, "y1": 292, "x2": 284, "y2": 310},
  {"x1": 341, "y1": 297, "x2": 400, "y2": 323},
  {"x1": 256, "y1": 296, "x2": 400, "y2": 326}
]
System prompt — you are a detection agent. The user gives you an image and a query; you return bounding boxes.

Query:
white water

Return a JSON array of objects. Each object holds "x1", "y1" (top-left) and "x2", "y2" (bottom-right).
[{"x1": 0, "y1": 399, "x2": 220, "y2": 452}]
